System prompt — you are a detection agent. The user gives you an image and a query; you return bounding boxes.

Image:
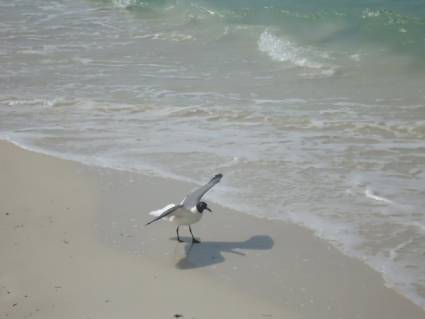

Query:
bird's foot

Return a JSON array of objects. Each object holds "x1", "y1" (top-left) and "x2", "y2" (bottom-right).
[{"x1": 192, "y1": 238, "x2": 201, "y2": 244}]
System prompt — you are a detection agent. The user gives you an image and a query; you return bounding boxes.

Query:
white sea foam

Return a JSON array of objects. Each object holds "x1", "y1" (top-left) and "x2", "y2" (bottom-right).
[
  {"x1": 365, "y1": 187, "x2": 394, "y2": 204},
  {"x1": 113, "y1": 0, "x2": 139, "y2": 9},
  {"x1": 350, "y1": 53, "x2": 361, "y2": 61},
  {"x1": 257, "y1": 30, "x2": 337, "y2": 77},
  {"x1": 135, "y1": 32, "x2": 193, "y2": 42},
  {"x1": 362, "y1": 9, "x2": 381, "y2": 19},
  {"x1": 258, "y1": 31, "x2": 323, "y2": 69}
]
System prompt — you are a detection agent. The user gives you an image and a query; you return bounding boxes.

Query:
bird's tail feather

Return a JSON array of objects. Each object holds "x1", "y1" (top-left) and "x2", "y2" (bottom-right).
[{"x1": 145, "y1": 203, "x2": 177, "y2": 226}]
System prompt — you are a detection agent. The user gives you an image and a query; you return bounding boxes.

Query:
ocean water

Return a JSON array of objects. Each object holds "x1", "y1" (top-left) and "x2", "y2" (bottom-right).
[{"x1": 0, "y1": 0, "x2": 425, "y2": 309}]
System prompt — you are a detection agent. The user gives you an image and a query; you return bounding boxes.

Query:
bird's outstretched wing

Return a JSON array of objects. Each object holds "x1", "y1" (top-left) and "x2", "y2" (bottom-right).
[
  {"x1": 182, "y1": 173, "x2": 223, "y2": 208},
  {"x1": 145, "y1": 204, "x2": 183, "y2": 226}
]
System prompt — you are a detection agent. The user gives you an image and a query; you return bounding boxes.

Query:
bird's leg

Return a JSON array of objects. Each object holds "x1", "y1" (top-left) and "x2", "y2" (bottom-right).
[
  {"x1": 176, "y1": 226, "x2": 184, "y2": 243},
  {"x1": 189, "y1": 225, "x2": 200, "y2": 244}
]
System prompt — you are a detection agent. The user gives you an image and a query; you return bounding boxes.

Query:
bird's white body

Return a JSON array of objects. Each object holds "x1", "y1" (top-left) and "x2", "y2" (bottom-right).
[{"x1": 149, "y1": 204, "x2": 202, "y2": 226}]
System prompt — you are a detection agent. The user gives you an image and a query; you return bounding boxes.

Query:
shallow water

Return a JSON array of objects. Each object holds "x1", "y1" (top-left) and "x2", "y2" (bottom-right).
[{"x1": 0, "y1": 0, "x2": 424, "y2": 309}]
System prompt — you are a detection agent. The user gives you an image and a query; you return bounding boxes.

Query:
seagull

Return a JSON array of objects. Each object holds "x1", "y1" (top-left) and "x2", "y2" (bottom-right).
[{"x1": 145, "y1": 173, "x2": 223, "y2": 243}]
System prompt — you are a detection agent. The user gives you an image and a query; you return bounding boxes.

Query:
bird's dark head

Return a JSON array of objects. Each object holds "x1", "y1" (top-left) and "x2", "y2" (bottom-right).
[{"x1": 196, "y1": 201, "x2": 212, "y2": 213}]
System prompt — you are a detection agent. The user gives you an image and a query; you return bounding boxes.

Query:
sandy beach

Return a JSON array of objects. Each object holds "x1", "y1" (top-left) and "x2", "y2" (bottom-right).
[{"x1": 0, "y1": 140, "x2": 424, "y2": 318}]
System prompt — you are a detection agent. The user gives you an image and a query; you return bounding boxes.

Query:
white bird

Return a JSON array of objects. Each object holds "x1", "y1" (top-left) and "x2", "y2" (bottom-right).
[{"x1": 145, "y1": 174, "x2": 223, "y2": 243}]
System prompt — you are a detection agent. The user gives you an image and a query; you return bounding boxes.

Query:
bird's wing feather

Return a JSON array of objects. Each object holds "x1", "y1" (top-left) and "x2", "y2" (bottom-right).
[
  {"x1": 182, "y1": 173, "x2": 223, "y2": 208},
  {"x1": 145, "y1": 204, "x2": 183, "y2": 226},
  {"x1": 149, "y1": 203, "x2": 176, "y2": 217}
]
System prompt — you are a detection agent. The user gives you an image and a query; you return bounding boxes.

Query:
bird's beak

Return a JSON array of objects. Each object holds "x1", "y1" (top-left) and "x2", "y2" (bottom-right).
[{"x1": 206, "y1": 207, "x2": 212, "y2": 212}]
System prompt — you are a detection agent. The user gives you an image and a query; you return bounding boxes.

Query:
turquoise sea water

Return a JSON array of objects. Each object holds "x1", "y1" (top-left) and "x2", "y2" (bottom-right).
[{"x1": 0, "y1": 0, "x2": 424, "y2": 309}]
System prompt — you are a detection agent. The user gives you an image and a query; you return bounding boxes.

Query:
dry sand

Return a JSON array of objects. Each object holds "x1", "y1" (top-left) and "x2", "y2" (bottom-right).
[{"x1": 0, "y1": 140, "x2": 424, "y2": 318}]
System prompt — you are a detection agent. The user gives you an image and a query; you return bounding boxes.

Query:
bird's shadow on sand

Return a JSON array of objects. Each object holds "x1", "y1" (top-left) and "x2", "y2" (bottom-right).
[{"x1": 172, "y1": 235, "x2": 274, "y2": 270}]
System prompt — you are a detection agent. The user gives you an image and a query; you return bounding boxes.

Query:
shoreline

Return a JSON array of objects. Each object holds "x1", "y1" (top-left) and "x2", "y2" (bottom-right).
[
  {"x1": 1, "y1": 140, "x2": 424, "y2": 318},
  {"x1": 2, "y1": 136, "x2": 425, "y2": 310}
]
